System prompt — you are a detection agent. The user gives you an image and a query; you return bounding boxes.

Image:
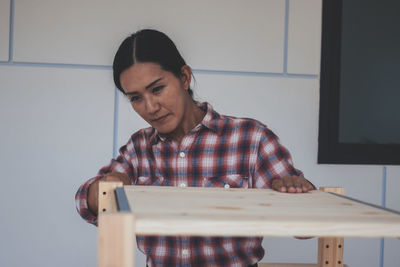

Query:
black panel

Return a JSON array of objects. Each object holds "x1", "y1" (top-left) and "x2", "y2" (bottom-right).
[{"x1": 318, "y1": 0, "x2": 400, "y2": 165}]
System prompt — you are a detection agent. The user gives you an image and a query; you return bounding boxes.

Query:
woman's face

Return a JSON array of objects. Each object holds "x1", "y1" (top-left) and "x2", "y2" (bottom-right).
[{"x1": 120, "y1": 62, "x2": 193, "y2": 140}]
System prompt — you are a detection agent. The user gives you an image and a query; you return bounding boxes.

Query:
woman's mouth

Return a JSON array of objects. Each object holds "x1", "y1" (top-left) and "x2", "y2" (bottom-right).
[{"x1": 151, "y1": 114, "x2": 170, "y2": 123}]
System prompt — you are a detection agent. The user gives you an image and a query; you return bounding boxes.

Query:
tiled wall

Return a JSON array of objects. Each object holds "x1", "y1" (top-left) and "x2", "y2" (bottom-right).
[{"x1": 0, "y1": 0, "x2": 398, "y2": 266}]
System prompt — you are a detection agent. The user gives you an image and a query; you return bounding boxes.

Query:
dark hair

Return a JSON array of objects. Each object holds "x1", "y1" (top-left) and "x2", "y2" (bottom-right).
[{"x1": 113, "y1": 29, "x2": 193, "y2": 97}]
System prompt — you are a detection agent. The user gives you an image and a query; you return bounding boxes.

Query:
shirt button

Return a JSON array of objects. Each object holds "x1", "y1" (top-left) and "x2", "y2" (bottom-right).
[
  {"x1": 182, "y1": 249, "x2": 189, "y2": 256},
  {"x1": 224, "y1": 184, "x2": 230, "y2": 189},
  {"x1": 179, "y1": 183, "x2": 187, "y2": 187},
  {"x1": 179, "y1": 151, "x2": 186, "y2": 158}
]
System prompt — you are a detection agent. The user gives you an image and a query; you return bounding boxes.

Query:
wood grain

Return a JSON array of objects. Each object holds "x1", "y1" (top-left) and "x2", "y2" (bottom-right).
[
  {"x1": 98, "y1": 181, "x2": 123, "y2": 214},
  {"x1": 258, "y1": 263, "x2": 348, "y2": 267},
  {"x1": 318, "y1": 187, "x2": 345, "y2": 267},
  {"x1": 123, "y1": 185, "x2": 400, "y2": 237},
  {"x1": 98, "y1": 212, "x2": 135, "y2": 267}
]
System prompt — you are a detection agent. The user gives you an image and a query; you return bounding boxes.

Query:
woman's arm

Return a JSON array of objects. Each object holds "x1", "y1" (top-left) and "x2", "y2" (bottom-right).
[
  {"x1": 253, "y1": 126, "x2": 315, "y2": 192},
  {"x1": 75, "y1": 143, "x2": 135, "y2": 226}
]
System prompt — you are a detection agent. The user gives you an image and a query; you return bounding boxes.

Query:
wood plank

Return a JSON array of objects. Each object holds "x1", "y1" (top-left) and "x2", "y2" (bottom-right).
[
  {"x1": 98, "y1": 212, "x2": 135, "y2": 267},
  {"x1": 258, "y1": 263, "x2": 348, "y2": 267},
  {"x1": 98, "y1": 182, "x2": 134, "y2": 266},
  {"x1": 318, "y1": 188, "x2": 345, "y2": 267},
  {"x1": 259, "y1": 263, "x2": 317, "y2": 267},
  {"x1": 317, "y1": 238, "x2": 344, "y2": 267},
  {"x1": 123, "y1": 185, "x2": 400, "y2": 237},
  {"x1": 98, "y1": 181, "x2": 123, "y2": 214}
]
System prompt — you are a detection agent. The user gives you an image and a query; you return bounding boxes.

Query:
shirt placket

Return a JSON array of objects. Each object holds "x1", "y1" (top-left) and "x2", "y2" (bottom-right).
[{"x1": 176, "y1": 135, "x2": 193, "y2": 266}]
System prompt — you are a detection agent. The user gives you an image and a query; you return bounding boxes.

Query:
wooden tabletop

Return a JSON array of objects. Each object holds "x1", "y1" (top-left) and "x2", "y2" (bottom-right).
[{"x1": 121, "y1": 185, "x2": 400, "y2": 238}]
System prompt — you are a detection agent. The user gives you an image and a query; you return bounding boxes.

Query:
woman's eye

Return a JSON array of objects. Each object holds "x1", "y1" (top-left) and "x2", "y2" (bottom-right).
[
  {"x1": 130, "y1": 95, "x2": 141, "y2": 102},
  {"x1": 152, "y1": 86, "x2": 165, "y2": 94}
]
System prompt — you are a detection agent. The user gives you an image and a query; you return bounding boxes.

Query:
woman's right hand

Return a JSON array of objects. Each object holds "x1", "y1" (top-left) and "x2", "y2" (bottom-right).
[{"x1": 87, "y1": 172, "x2": 131, "y2": 215}]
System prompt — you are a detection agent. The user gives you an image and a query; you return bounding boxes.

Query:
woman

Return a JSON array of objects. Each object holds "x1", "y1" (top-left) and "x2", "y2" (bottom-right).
[{"x1": 76, "y1": 29, "x2": 314, "y2": 267}]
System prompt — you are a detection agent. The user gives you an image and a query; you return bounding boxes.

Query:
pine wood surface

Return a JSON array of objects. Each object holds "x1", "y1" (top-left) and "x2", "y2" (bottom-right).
[
  {"x1": 317, "y1": 187, "x2": 344, "y2": 267},
  {"x1": 98, "y1": 181, "x2": 123, "y2": 214},
  {"x1": 98, "y1": 212, "x2": 135, "y2": 267},
  {"x1": 259, "y1": 264, "x2": 316, "y2": 267},
  {"x1": 258, "y1": 263, "x2": 348, "y2": 267},
  {"x1": 123, "y1": 185, "x2": 400, "y2": 238}
]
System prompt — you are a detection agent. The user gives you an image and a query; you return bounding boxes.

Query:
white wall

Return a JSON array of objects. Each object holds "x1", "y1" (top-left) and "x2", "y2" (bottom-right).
[
  {"x1": 0, "y1": 0, "x2": 10, "y2": 61},
  {"x1": 0, "y1": 0, "x2": 399, "y2": 266}
]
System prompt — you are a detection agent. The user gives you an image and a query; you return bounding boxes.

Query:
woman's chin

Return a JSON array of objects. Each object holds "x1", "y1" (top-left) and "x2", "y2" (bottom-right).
[{"x1": 154, "y1": 125, "x2": 174, "y2": 135}]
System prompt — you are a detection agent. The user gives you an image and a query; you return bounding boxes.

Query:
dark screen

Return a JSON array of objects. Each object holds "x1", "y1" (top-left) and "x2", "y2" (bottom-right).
[{"x1": 338, "y1": 0, "x2": 400, "y2": 144}]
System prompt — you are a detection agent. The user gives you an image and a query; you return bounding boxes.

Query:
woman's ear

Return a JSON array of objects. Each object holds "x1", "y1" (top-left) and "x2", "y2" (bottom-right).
[{"x1": 180, "y1": 65, "x2": 192, "y2": 91}]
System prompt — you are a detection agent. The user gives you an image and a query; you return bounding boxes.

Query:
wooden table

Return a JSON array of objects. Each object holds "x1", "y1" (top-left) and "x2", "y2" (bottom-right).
[{"x1": 97, "y1": 183, "x2": 400, "y2": 267}]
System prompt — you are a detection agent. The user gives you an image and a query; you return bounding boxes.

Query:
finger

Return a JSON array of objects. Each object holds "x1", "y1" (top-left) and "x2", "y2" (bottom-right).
[
  {"x1": 300, "y1": 179, "x2": 315, "y2": 192},
  {"x1": 302, "y1": 184, "x2": 310, "y2": 192},
  {"x1": 104, "y1": 172, "x2": 131, "y2": 185},
  {"x1": 307, "y1": 181, "x2": 316, "y2": 191},
  {"x1": 305, "y1": 184, "x2": 315, "y2": 192},
  {"x1": 302, "y1": 183, "x2": 314, "y2": 192},
  {"x1": 283, "y1": 176, "x2": 296, "y2": 193},
  {"x1": 271, "y1": 178, "x2": 286, "y2": 192},
  {"x1": 293, "y1": 177, "x2": 303, "y2": 193},
  {"x1": 280, "y1": 185, "x2": 287, "y2": 193}
]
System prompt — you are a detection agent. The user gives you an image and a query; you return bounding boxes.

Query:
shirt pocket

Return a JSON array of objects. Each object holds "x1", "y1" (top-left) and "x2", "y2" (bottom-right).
[
  {"x1": 135, "y1": 176, "x2": 165, "y2": 186},
  {"x1": 203, "y1": 174, "x2": 249, "y2": 188}
]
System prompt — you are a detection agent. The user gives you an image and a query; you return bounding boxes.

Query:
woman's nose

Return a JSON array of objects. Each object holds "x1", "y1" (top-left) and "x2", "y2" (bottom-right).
[{"x1": 145, "y1": 96, "x2": 160, "y2": 114}]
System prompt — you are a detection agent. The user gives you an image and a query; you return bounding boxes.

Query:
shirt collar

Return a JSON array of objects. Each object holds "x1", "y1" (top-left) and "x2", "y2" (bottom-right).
[
  {"x1": 199, "y1": 102, "x2": 221, "y2": 133},
  {"x1": 149, "y1": 102, "x2": 222, "y2": 145}
]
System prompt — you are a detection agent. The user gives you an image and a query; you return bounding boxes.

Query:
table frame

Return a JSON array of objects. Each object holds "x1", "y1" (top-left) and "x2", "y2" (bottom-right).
[{"x1": 97, "y1": 183, "x2": 399, "y2": 267}]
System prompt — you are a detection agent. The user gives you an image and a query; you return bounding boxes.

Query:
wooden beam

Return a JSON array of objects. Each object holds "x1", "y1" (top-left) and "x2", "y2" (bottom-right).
[
  {"x1": 98, "y1": 212, "x2": 135, "y2": 267},
  {"x1": 123, "y1": 186, "x2": 400, "y2": 237},
  {"x1": 98, "y1": 181, "x2": 135, "y2": 267},
  {"x1": 318, "y1": 187, "x2": 345, "y2": 267},
  {"x1": 98, "y1": 181, "x2": 123, "y2": 214},
  {"x1": 259, "y1": 263, "x2": 317, "y2": 267},
  {"x1": 259, "y1": 263, "x2": 347, "y2": 267}
]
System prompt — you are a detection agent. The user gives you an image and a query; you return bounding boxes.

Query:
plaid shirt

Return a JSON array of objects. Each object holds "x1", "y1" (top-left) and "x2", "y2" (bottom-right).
[{"x1": 75, "y1": 103, "x2": 303, "y2": 267}]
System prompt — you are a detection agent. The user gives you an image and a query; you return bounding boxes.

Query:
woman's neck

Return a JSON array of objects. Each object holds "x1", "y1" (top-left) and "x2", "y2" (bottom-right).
[{"x1": 168, "y1": 101, "x2": 206, "y2": 142}]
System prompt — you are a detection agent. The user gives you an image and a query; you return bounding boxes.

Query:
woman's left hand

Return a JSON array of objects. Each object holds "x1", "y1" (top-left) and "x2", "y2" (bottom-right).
[
  {"x1": 271, "y1": 175, "x2": 315, "y2": 193},
  {"x1": 272, "y1": 176, "x2": 316, "y2": 240}
]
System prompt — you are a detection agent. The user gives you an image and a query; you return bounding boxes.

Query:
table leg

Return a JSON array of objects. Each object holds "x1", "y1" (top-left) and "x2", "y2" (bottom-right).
[
  {"x1": 318, "y1": 187, "x2": 345, "y2": 267},
  {"x1": 98, "y1": 182, "x2": 136, "y2": 267},
  {"x1": 98, "y1": 212, "x2": 135, "y2": 267}
]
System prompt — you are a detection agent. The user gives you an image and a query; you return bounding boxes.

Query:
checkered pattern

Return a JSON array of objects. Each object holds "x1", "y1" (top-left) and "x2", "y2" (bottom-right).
[{"x1": 75, "y1": 103, "x2": 303, "y2": 267}]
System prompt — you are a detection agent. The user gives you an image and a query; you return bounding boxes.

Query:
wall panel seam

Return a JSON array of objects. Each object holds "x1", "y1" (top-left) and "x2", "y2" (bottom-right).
[
  {"x1": 0, "y1": 61, "x2": 112, "y2": 70},
  {"x1": 0, "y1": 62, "x2": 318, "y2": 79},
  {"x1": 283, "y1": 0, "x2": 290, "y2": 74},
  {"x1": 8, "y1": 0, "x2": 14, "y2": 62}
]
